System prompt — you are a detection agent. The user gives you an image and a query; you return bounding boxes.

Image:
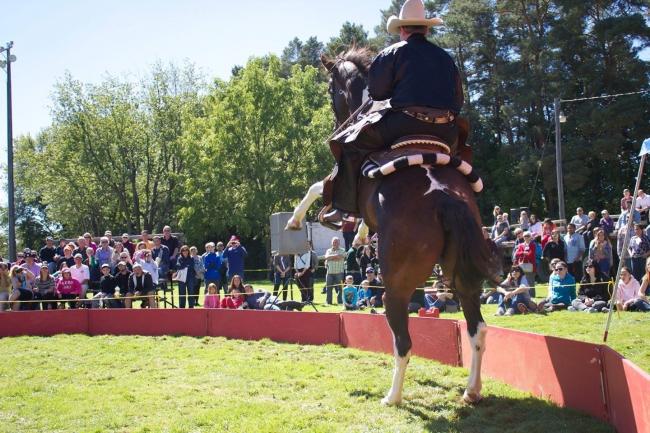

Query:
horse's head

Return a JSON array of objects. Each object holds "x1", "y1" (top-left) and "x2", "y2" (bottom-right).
[{"x1": 321, "y1": 47, "x2": 373, "y2": 126}]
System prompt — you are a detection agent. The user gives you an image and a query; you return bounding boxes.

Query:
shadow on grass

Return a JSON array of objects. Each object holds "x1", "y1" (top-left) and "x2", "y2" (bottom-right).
[{"x1": 349, "y1": 384, "x2": 615, "y2": 433}]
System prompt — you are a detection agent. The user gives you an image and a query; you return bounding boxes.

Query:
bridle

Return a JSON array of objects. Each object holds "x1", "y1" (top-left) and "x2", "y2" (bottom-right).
[{"x1": 326, "y1": 57, "x2": 371, "y2": 140}]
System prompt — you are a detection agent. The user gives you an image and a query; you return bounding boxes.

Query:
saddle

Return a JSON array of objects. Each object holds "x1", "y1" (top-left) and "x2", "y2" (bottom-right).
[{"x1": 368, "y1": 135, "x2": 451, "y2": 167}]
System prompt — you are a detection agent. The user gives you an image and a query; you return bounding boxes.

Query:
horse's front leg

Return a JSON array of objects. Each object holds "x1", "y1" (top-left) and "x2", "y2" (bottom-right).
[
  {"x1": 381, "y1": 290, "x2": 412, "y2": 406},
  {"x1": 459, "y1": 292, "x2": 487, "y2": 404},
  {"x1": 285, "y1": 181, "x2": 323, "y2": 230}
]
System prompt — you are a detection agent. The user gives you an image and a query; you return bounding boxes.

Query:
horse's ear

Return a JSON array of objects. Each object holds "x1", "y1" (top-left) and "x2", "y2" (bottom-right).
[{"x1": 321, "y1": 53, "x2": 335, "y2": 71}]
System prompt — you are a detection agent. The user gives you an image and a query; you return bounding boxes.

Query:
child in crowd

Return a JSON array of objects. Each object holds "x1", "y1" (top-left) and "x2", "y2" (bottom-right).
[
  {"x1": 204, "y1": 283, "x2": 220, "y2": 308},
  {"x1": 221, "y1": 287, "x2": 244, "y2": 309},
  {"x1": 342, "y1": 275, "x2": 359, "y2": 311},
  {"x1": 357, "y1": 280, "x2": 369, "y2": 308}
]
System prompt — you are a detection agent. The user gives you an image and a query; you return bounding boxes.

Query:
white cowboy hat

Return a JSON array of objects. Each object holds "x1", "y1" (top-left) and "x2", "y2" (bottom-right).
[{"x1": 386, "y1": 0, "x2": 443, "y2": 35}]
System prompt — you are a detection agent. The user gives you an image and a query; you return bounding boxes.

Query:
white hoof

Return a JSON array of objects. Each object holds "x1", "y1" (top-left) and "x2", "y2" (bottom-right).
[
  {"x1": 462, "y1": 390, "x2": 483, "y2": 404},
  {"x1": 284, "y1": 218, "x2": 302, "y2": 231},
  {"x1": 381, "y1": 394, "x2": 402, "y2": 406}
]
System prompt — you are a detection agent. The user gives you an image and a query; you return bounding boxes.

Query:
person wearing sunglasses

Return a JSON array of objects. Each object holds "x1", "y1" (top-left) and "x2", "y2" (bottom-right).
[
  {"x1": 538, "y1": 261, "x2": 576, "y2": 312},
  {"x1": 569, "y1": 259, "x2": 609, "y2": 313}
]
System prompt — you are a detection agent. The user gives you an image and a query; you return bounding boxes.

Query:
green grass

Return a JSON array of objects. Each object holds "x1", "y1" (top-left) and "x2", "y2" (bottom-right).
[{"x1": 0, "y1": 335, "x2": 614, "y2": 433}]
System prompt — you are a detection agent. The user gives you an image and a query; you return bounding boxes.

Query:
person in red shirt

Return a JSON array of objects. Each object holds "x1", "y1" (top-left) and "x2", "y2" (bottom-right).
[
  {"x1": 514, "y1": 232, "x2": 537, "y2": 297},
  {"x1": 220, "y1": 287, "x2": 244, "y2": 309}
]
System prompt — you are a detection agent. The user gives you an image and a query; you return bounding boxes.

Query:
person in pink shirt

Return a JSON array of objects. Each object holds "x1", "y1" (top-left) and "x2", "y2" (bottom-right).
[
  {"x1": 616, "y1": 267, "x2": 641, "y2": 312},
  {"x1": 204, "y1": 283, "x2": 220, "y2": 308},
  {"x1": 220, "y1": 287, "x2": 244, "y2": 309},
  {"x1": 56, "y1": 268, "x2": 82, "y2": 309}
]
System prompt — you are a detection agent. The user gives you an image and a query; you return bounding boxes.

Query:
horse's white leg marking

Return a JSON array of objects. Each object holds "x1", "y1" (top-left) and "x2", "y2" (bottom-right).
[
  {"x1": 422, "y1": 165, "x2": 449, "y2": 196},
  {"x1": 353, "y1": 219, "x2": 369, "y2": 245},
  {"x1": 286, "y1": 181, "x2": 323, "y2": 230},
  {"x1": 463, "y1": 322, "x2": 487, "y2": 404},
  {"x1": 382, "y1": 344, "x2": 411, "y2": 406}
]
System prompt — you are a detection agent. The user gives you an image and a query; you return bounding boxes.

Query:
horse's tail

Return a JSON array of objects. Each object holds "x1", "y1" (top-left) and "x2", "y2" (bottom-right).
[{"x1": 438, "y1": 196, "x2": 495, "y2": 291}]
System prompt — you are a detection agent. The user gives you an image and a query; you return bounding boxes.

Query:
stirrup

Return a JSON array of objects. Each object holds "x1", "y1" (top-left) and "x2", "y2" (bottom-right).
[{"x1": 318, "y1": 205, "x2": 343, "y2": 231}]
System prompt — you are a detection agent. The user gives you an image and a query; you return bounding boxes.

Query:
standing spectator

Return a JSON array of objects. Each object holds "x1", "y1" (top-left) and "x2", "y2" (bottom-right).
[
  {"x1": 341, "y1": 217, "x2": 359, "y2": 251},
  {"x1": 190, "y1": 246, "x2": 205, "y2": 298},
  {"x1": 0, "y1": 263, "x2": 11, "y2": 311},
  {"x1": 511, "y1": 228, "x2": 524, "y2": 260},
  {"x1": 95, "y1": 237, "x2": 114, "y2": 268},
  {"x1": 176, "y1": 245, "x2": 197, "y2": 308},
  {"x1": 92, "y1": 264, "x2": 118, "y2": 309},
  {"x1": 152, "y1": 236, "x2": 171, "y2": 281},
  {"x1": 294, "y1": 244, "x2": 318, "y2": 303},
  {"x1": 518, "y1": 211, "x2": 530, "y2": 231},
  {"x1": 542, "y1": 230, "x2": 566, "y2": 263},
  {"x1": 39, "y1": 236, "x2": 57, "y2": 274},
  {"x1": 514, "y1": 232, "x2": 537, "y2": 297},
  {"x1": 161, "y1": 226, "x2": 180, "y2": 267},
  {"x1": 85, "y1": 247, "x2": 101, "y2": 295},
  {"x1": 492, "y1": 205, "x2": 501, "y2": 225},
  {"x1": 223, "y1": 236, "x2": 248, "y2": 279},
  {"x1": 272, "y1": 251, "x2": 292, "y2": 300},
  {"x1": 139, "y1": 230, "x2": 154, "y2": 250},
  {"x1": 358, "y1": 245, "x2": 378, "y2": 278},
  {"x1": 528, "y1": 214, "x2": 543, "y2": 240},
  {"x1": 70, "y1": 253, "x2": 90, "y2": 301},
  {"x1": 202, "y1": 242, "x2": 222, "y2": 294},
  {"x1": 83, "y1": 233, "x2": 97, "y2": 252},
  {"x1": 540, "y1": 261, "x2": 576, "y2": 312},
  {"x1": 345, "y1": 240, "x2": 362, "y2": 285},
  {"x1": 128, "y1": 263, "x2": 156, "y2": 308},
  {"x1": 599, "y1": 210, "x2": 615, "y2": 235},
  {"x1": 324, "y1": 237, "x2": 346, "y2": 305},
  {"x1": 216, "y1": 241, "x2": 228, "y2": 292},
  {"x1": 55, "y1": 268, "x2": 81, "y2": 309},
  {"x1": 104, "y1": 230, "x2": 115, "y2": 247},
  {"x1": 570, "y1": 207, "x2": 589, "y2": 231},
  {"x1": 564, "y1": 223, "x2": 586, "y2": 281},
  {"x1": 569, "y1": 260, "x2": 609, "y2": 313},
  {"x1": 620, "y1": 188, "x2": 632, "y2": 212},
  {"x1": 636, "y1": 189, "x2": 650, "y2": 220},
  {"x1": 627, "y1": 224, "x2": 650, "y2": 282},
  {"x1": 121, "y1": 234, "x2": 136, "y2": 257},
  {"x1": 589, "y1": 229, "x2": 613, "y2": 277},
  {"x1": 617, "y1": 204, "x2": 641, "y2": 262}
]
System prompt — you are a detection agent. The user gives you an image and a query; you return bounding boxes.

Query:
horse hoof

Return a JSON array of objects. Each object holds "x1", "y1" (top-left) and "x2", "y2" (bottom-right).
[
  {"x1": 284, "y1": 219, "x2": 302, "y2": 231},
  {"x1": 381, "y1": 395, "x2": 402, "y2": 406},
  {"x1": 462, "y1": 390, "x2": 482, "y2": 405}
]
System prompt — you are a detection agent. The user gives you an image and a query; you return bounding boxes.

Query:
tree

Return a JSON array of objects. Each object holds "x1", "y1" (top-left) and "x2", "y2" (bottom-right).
[{"x1": 326, "y1": 22, "x2": 375, "y2": 56}]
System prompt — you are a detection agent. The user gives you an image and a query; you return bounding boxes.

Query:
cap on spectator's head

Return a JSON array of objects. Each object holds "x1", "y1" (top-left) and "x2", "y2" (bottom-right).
[
  {"x1": 74, "y1": 253, "x2": 83, "y2": 259},
  {"x1": 118, "y1": 261, "x2": 127, "y2": 267},
  {"x1": 40, "y1": 262, "x2": 49, "y2": 268},
  {"x1": 229, "y1": 235, "x2": 239, "y2": 242},
  {"x1": 23, "y1": 248, "x2": 31, "y2": 254},
  {"x1": 104, "y1": 230, "x2": 112, "y2": 236},
  {"x1": 523, "y1": 231, "x2": 532, "y2": 238},
  {"x1": 122, "y1": 233, "x2": 129, "y2": 238},
  {"x1": 46, "y1": 236, "x2": 54, "y2": 241},
  {"x1": 366, "y1": 267, "x2": 375, "y2": 274},
  {"x1": 101, "y1": 263, "x2": 110, "y2": 269},
  {"x1": 62, "y1": 267, "x2": 71, "y2": 274},
  {"x1": 132, "y1": 263, "x2": 142, "y2": 270}
]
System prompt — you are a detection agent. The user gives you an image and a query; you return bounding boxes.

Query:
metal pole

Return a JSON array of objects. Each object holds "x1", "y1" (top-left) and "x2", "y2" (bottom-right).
[
  {"x1": 554, "y1": 98, "x2": 566, "y2": 223},
  {"x1": 5, "y1": 42, "x2": 16, "y2": 262},
  {"x1": 603, "y1": 153, "x2": 646, "y2": 342}
]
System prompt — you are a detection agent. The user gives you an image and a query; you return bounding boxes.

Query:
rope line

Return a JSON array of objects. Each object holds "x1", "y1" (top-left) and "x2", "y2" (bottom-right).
[{"x1": 561, "y1": 89, "x2": 649, "y2": 103}]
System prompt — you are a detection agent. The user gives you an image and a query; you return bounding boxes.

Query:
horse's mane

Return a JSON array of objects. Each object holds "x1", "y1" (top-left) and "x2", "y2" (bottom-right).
[{"x1": 323, "y1": 46, "x2": 374, "y2": 76}]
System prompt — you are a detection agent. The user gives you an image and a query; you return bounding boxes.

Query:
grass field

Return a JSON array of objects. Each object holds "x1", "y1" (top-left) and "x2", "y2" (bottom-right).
[{"x1": 0, "y1": 335, "x2": 615, "y2": 433}]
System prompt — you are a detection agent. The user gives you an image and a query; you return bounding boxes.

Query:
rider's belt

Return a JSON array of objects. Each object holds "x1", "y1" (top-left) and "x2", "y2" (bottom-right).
[{"x1": 401, "y1": 107, "x2": 455, "y2": 124}]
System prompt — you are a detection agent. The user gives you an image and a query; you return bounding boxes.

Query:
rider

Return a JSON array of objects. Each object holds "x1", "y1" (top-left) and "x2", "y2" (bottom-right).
[{"x1": 323, "y1": 0, "x2": 464, "y2": 226}]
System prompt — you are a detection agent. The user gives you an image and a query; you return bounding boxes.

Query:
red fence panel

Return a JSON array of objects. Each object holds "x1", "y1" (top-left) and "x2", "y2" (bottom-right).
[
  {"x1": 602, "y1": 346, "x2": 650, "y2": 433},
  {"x1": 207, "y1": 309, "x2": 340, "y2": 345},
  {"x1": 340, "y1": 314, "x2": 460, "y2": 366},
  {"x1": 459, "y1": 322, "x2": 607, "y2": 421},
  {"x1": 88, "y1": 309, "x2": 208, "y2": 337},
  {"x1": 0, "y1": 310, "x2": 88, "y2": 337}
]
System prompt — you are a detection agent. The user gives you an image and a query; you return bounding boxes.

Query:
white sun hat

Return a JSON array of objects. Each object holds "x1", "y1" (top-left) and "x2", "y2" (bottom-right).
[{"x1": 386, "y1": 0, "x2": 444, "y2": 35}]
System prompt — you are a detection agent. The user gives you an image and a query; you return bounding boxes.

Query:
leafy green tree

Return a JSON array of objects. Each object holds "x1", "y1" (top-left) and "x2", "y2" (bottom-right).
[{"x1": 326, "y1": 22, "x2": 375, "y2": 55}]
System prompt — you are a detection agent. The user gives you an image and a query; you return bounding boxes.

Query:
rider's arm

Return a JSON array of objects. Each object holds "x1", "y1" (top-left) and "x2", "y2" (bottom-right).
[{"x1": 367, "y1": 48, "x2": 395, "y2": 101}]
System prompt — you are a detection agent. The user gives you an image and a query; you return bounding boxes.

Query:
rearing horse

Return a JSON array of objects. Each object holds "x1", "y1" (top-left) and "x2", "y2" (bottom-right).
[{"x1": 320, "y1": 48, "x2": 494, "y2": 405}]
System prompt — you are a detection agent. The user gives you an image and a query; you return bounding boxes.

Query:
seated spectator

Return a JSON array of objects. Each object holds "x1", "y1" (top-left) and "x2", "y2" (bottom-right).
[
  {"x1": 519, "y1": 210, "x2": 530, "y2": 231},
  {"x1": 424, "y1": 282, "x2": 458, "y2": 313},
  {"x1": 139, "y1": 230, "x2": 154, "y2": 250},
  {"x1": 133, "y1": 242, "x2": 147, "y2": 263},
  {"x1": 39, "y1": 236, "x2": 58, "y2": 274},
  {"x1": 357, "y1": 280, "x2": 369, "y2": 307},
  {"x1": 95, "y1": 237, "x2": 114, "y2": 268},
  {"x1": 365, "y1": 268, "x2": 384, "y2": 308},
  {"x1": 513, "y1": 232, "x2": 537, "y2": 297},
  {"x1": 599, "y1": 210, "x2": 614, "y2": 235},
  {"x1": 540, "y1": 218, "x2": 556, "y2": 249},
  {"x1": 92, "y1": 263, "x2": 118, "y2": 309},
  {"x1": 570, "y1": 207, "x2": 589, "y2": 232},
  {"x1": 203, "y1": 283, "x2": 220, "y2": 309},
  {"x1": 342, "y1": 275, "x2": 359, "y2": 311},
  {"x1": 70, "y1": 253, "x2": 90, "y2": 301},
  {"x1": 0, "y1": 262, "x2": 11, "y2": 311},
  {"x1": 21, "y1": 251, "x2": 41, "y2": 278},
  {"x1": 581, "y1": 211, "x2": 600, "y2": 246},
  {"x1": 491, "y1": 214, "x2": 511, "y2": 246},
  {"x1": 624, "y1": 260, "x2": 650, "y2": 312},
  {"x1": 221, "y1": 286, "x2": 245, "y2": 309},
  {"x1": 542, "y1": 230, "x2": 566, "y2": 263},
  {"x1": 83, "y1": 232, "x2": 97, "y2": 252},
  {"x1": 615, "y1": 267, "x2": 643, "y2": 312},
  {"x1": 539, "y1": 261, "x2": 576, "y2": 312},
  {"x1": 56, "y1": 267, "x2": 82, "y2": 309},
  {"x1": 529, "y1": 214, "x2": 543, "y2": 239},
  {"x1": 636, "y1": 189, "x2": 650, "y2": 220},
  {"x1": 104, "y1": 230, "x2": 115, "y2": 247},
  {"x1": 73, "y1": 237, "x2": 89, "y2": 261},
  {"x1": 117, "y1": 251, "x2": 134, "y2": 271},
  {"x1": 121, "y1": 233, "x2": 136, "y2": 257},
  {"x1": 34, "y1": 262, "x2": 57, "y2": 310},
  {"x1": 569, "y1": 260, "x2": 609, "y2": 313},
  {"x1": 9, "y1": 265, "x2": 35, "y2": 311},
  {"x1": 588, "y1": 229, "x2": 613, "y2": 277},
  {"x1": 620, "y1": 188, "x2": 632, "y2": 212},
  {"x1": 128, "y1": 263, "x2": 156, "y2": 308},
  {"x1": 113, "y1": 261, "x2": 132, "y2": 307},
  {"x1": 493, "y1": 266, "x2": 538, "y2": 316},
  {"x1": 85, "y1": 247, "x2": 101, "y2": 295},
  {"x1": 242, "y1": 283, "x2": 271, "y2": 310},
  {"x1": 137, "y1": 250, "x2": 159, "y2": 286}
]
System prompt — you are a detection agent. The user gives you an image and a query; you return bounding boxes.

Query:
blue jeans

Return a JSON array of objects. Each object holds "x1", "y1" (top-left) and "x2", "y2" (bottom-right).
[
  {"x1": 178, "y1": 276, "x2": 197, "y2": 308},
  {"x1": 326, "y1": 272, "x2": 344, "y2": 304},
  {"x1": 496, "y1": 293, "x2": 532, "y2": 313},
  {"x1": 630, "y1": 257, "x2": 646, "y2": 283}
]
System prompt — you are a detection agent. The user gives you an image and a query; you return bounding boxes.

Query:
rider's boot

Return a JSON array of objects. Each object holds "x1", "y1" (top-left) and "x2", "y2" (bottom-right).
[{"x1": 320, "y1": 158, "x2": 359, "y2": 230}]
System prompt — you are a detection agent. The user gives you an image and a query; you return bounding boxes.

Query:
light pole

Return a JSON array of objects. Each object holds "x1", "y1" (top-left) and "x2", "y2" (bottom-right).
[
  {"x1": 0, "y1": 41, "x2": 16, "y2": 262},
  {"x1": 554, "y1": 97, "x2": 566, "y2": 222}
]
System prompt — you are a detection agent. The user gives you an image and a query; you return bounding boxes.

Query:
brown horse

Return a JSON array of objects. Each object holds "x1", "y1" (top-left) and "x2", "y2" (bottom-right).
[{"x1": 321, "y1": 48, "x2": 494, "y2": 405}]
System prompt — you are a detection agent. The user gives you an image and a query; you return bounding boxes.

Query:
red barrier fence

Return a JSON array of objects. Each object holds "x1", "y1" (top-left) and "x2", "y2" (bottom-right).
[{"x1": 0, "y1": 310, "x2": 648, "y2": 433}]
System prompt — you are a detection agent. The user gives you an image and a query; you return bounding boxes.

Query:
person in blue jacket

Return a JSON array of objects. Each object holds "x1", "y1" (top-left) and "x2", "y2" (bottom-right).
[
  {"x1": 202, "y1": 242, "x2": 223, "y2": 294},
  {"x1": 223, "y1": 236, "x2": 248, "y2": 280}
]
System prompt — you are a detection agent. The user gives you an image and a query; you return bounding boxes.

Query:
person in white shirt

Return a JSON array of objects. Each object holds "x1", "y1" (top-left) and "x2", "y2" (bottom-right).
[
  {"x1": 635, "y1": 189, "x2": 650, "y2": 219},
  {"x1": 70, "y1": 253, "x2": 90, "y2": 299},
  {"x1": 570, "y1": 207, "x2": 589, "y2": 231},
  {"x1": 137, "y1": 250, "x2": 159, "y2": 286}
]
